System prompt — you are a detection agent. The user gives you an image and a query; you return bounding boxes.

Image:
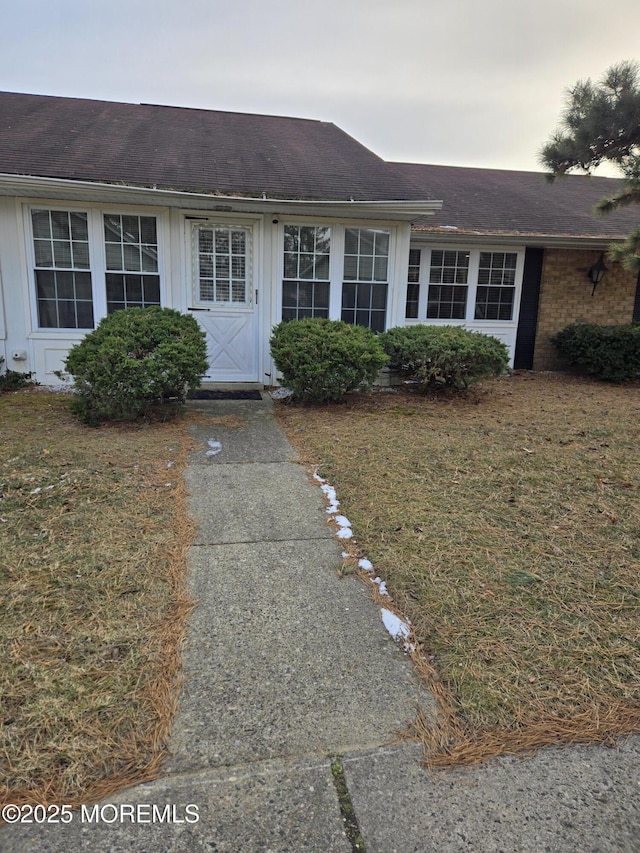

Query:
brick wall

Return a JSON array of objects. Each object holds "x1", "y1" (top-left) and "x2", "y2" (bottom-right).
[{"x1": 533, "y1": 249, "x2": 638, "y2": 370}]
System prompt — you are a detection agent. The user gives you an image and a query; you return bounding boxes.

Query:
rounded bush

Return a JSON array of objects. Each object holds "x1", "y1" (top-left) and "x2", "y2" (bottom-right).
[
  {"x1": 551, "y1": 322, "x2": 640, "y2": 382},
  {"x1": 269, "y1": 318, "x2": 388, "y2": 402},
  {"x1": 65, "y1": 307, "x2": 208, "y2": 424},
  {"x1": 379, "y1": 325, "x2": 509, "y2": 392}
]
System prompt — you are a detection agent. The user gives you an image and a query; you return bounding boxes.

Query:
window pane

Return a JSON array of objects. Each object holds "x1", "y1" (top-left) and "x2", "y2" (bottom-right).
[
  {"x1": 359, "y1": 231, "x2": 374, "y2": 256},
  {"x1": 51, "y1": 211, "x2": 70, "y2": 240},
  {"x1": 121, "y1": 215, "x2": 140, "y2": 243},
  {"x1": 32, "y1": 210, "x2": 51, "y2": 239},
  {"x1": 140, "y1": 217, "x2": 157, "y2": 244},
  {"x1": 58, "y1": 300, "x2": 77, "y2": 328},
  {"x1": 282, "y1": 281, "x2": 297, "y2": 304},
  {"x1": 126, "y1": 275, "x2": 143, "y2": 302},
  {"x1": 70, "y1": 212, "x2": 88, "y2": 241},
  {"x1": 344, "y1": 229, "x2": 359, "y2": 255},
  {"x1": 373, "y1": 256, "x2": 388, "y2": 281},
  {"x1": 143, "y1": 277, "x2": 161, "y2": 305},
  {"x1": 34, "y1": 240, "x2": 53, "y2": 267},
  {"x1": 106, "y1": 275, "x2": 125, "y2": 303},
  {"x1": 215, "y1": 231, "x2": 229, "y2": 253},
  {"x1": 105, "y1": 243, "x2": 123, "y2": 270},
  {"x1": 315, "y1": 254, "x2": 329, "y2": 280},
  {"x1": 123, "y1": 244, "x2": 141, "y2": 271},
  {"x1": 359, "y1": 255, "x2": 373, "y2": 281},
  {"x1": 342, "y1": 283, "x2": 356, "y2": 311},
  {"x1": 76, "y1": 301, "x2": 94, "y2": 328},
  {"x1": 284, "y1": 254, "x2": 298, "y2": 278},
  {"x1": 141, "y1": 245, "x2": 158, "y2": 272},
  {"x1": 314, "y1": 282, "x2": 329, "y2": 309},
  {"x1": 53, "y1": 241, "x2": 72, "y2": 268},
  {"x1": 56, "y1": 271, "x2": 75, "y2": 300},
  {"x1": 199, "y1": 230, "x2": 213, "y2": 253},
  {"x1": 371, "y1": 284, "x2": 387, "y2": 310},
  {"x1": 37, "y1": 299, "x2": 58, "y2": 327},
  {"x1": 72, "y1": 242, "x2": 90, "y2": 269},
  {"x1": 75, "y1": 272, "x2": 93, "y2": 301},
  {"x1": 35, "y1": 270, "x2": 56, "y2": 299},
  {"x1": 343, "y1": 256, "x2": 358, "y2": 280}
]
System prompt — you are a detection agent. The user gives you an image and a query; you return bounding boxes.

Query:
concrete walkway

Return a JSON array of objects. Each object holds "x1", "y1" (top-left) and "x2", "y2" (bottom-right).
[{"x1": 3, "y1": 395, "x2": 640, "y2": 852}]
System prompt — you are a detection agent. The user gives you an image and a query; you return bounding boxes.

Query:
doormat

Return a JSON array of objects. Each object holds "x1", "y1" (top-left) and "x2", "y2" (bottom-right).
[{"x1": 189, "y1": 389, "x2": 263, "y2": 400}]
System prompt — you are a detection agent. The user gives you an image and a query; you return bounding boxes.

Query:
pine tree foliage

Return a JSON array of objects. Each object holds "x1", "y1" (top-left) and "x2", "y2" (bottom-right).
[{"x1": 540, "y1": 61, "x2": 640, "y2": 271}]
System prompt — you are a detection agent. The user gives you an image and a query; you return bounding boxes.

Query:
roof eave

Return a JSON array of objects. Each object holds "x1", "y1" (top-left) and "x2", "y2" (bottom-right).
[
  {"x1": 0, "y1": 174, "x2": 442, "y2": 221},
  {"x1": 409, "y1": 227, "x2": 625, "y2": 249}
]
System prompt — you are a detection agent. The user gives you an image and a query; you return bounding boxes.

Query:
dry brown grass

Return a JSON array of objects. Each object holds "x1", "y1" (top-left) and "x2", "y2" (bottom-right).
[
  {"x1": 275, "y1": 372, "x2": 640, "y2": 765},
  {"x1": 0, "y1": 389, "x2": 196, "y2": 807}
]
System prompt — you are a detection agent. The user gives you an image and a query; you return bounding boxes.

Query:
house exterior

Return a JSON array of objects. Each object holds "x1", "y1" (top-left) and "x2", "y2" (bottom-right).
[{"x1": 1, "y1": 91, "x2": 638, "y2": 386}]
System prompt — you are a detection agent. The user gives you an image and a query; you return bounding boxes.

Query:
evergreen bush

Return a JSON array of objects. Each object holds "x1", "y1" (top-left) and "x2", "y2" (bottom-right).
[
  {"x1": 551, "y1": 322, "x2": 640, "y2": 382},
  {"x1": 379, "y1": 325, "x2": 509, "y2": 392},
  {"x1": 0, "y1": 357, "x2": 36, "y2": 393},
  {"x1": 65, "y1": 307, "x2": 208, "y2": 424},
  {"x1": 269, "y1": 318, "x2": 388, "y2": 402}
]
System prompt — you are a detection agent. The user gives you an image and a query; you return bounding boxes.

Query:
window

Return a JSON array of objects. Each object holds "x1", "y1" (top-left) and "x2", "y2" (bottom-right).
[
  {"x1": 342, "y1": 228, "x2": 389, "y2": 332},
  {"x1": 405, "y1": 248, "x2": 421, "y2": 319},
  {"x1": 282, "y1": 225, "x2": 330, "y2": 320},
  {"x1": 406, "y1": 246, "x2": 521, "y2": 325},
  {"x1": 474, "y1": 252, "x2": 517, "y2": 320},
  {"x1": 195, "y1": 225, "x2": 250, "y2": 305},
  {"x1": 427, "y1": 250, "x2": 469, "y2": 319},
  {"x1": 31, "y1": 209, "x2": 94, "y2": 329},
  {"x1": 104, "y1": 214, "x2": 160, "y2": 312}
]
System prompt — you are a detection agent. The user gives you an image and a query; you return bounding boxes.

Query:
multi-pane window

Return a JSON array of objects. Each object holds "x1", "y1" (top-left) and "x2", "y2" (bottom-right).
[
  {"x1": 104, "y1": 214, "x2": 160, "y2": 312},
  {"x1": 342, "y1": 228, "x2": 389, "y2": 332},
  {"x1": 427, "y1": 250, "x2": 469, "y2": 319},
  {"x1": 195, "y1": 226, "x2": 249, "y2": 305},
  {"x1": 31, "y1": 209, "x2": 94, "y2": 329},
  {"x1": 405, "y1": 248, "x2": 421, "y2": 319},
  {"x1": 474, "y1": 252, "x2": 517, "y2": 320},
  {"x1": 282, "y1": 225, "x2": 330, "y2": 320}
]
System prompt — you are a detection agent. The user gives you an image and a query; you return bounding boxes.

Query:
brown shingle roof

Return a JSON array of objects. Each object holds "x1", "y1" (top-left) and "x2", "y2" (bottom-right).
[
  {"x1": 0, "y1": 91, "x2": 421, "y2": 201},
  {"x1": 395, "y1": 162, "x2": 639, "y2": 240}
]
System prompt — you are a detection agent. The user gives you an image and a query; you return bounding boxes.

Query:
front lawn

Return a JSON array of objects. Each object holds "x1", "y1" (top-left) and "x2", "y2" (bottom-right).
[
  {"x1": 275, "y1": 373, "x2": 640, "y2": 765},
  {"x1": 0, "y1": 391, "x2": 194, "y2": 806}
]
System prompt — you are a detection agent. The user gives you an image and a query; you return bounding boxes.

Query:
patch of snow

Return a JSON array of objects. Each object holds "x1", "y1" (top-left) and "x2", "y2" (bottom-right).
[
  {"x1": 334, "y1": 515, "x2": 351, "y2": 528},
  {"x1": 381, "y1": 608, "x2": 411, "y2": 641},
  {"x1": 358, "y1": 559, "x2": 373, "y2": 572},
  {"x1": 269, "y1": 387, "x2": 293, "y2": 399},
  {"x1": 30, "y1": 487, "x2": 42, "y2": 495},
  {"x1": 206, "y1": 439, "x2": 222, "y2": 457},
  {"x1": 336, "y1": 527, "x2": 353, "y2": 539},
  {"x1": 373, "y1": 577, "x2": 388, "y2": 596}
]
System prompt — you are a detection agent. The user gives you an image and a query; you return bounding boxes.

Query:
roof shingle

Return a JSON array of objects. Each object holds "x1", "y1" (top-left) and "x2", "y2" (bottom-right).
[
  {"x1": 395, "y1": 162, "x2": 639, "y2": 240},
  {"x1": 0, "y1": 91, "x2": 421, "y2": 202}
]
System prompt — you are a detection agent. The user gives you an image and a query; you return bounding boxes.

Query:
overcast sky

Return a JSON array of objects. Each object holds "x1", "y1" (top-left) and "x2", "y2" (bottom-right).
[{"x1": 2, "y1": 0, "x2": 639, "y2": 174}]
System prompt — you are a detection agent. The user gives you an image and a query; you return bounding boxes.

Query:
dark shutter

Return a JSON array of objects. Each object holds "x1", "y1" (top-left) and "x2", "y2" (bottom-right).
[
  {"x1": 514, "y1": 247, "x2": 544, "y2": 370},
  {"x1": 633, "y1": 270, "x2": 640, "y2": 323}
]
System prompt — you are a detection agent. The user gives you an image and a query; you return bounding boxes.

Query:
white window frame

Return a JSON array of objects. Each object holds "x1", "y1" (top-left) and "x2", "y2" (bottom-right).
[
  {"x1": 406, "y1": 244, "x2": 525, "y2": 327},
  {"x1": 24, "y1": 203, "x2": 166, "y2": 333},
  {"x1": 276, "y1": 219, "x2": 398, "y2": 331},
  {"x1": 190, "y1": 221, "x2": 253, "y2": 310}
]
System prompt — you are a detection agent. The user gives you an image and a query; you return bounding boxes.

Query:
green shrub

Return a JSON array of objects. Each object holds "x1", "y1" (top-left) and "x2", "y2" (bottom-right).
[
  {"x1": 65, "y1": 307, "x2": 208, "y2": 424},
  {"x1": 0, "y1": 357, "x2": 36, "y2": 393},
  {"x1": 270, "y1": 318, "x2": 388, "y2": 403},
  {"x1": 379, "y1": 325, "x2": 509, "y2": 392},
  {"x1": 551, "y1": 322, "x2": 640, "y2": 382}
]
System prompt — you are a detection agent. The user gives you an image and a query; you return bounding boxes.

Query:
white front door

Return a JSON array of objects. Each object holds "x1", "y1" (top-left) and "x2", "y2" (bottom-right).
[
  {"x1": 188, "y1": 220, "x2": 259, "y2": 382},
  {"x1": 192, "y1": 309, "x2": 258, "y2": 382}
]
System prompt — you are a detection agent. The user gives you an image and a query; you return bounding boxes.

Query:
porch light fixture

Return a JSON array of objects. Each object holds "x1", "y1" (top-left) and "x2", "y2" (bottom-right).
[{"x1": 587, "y1": 252, "x2": 608, "y2": 295}]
